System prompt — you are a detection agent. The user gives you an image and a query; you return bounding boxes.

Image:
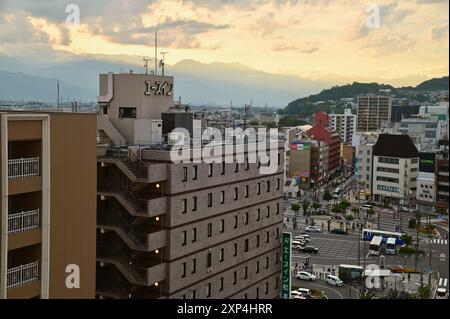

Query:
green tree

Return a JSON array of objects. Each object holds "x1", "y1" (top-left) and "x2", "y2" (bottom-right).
[
  {"x1": 291, "y1": 203, "x2": 300, "y2": 216},
  {"x1": 401, "y1": 234, "x2": 413, "y2": 247},
  {"x1": 351, "y1": 207, "x2": 359, "y2": 218},
  {"x1": 312, "y1": 202, "x2": 321, "y2": 210},
  {"x1": 345, "y1": 214, "x2": 354, "y2": 221},
  {"x1": 302, "y1": 200, "x2": 310, "y2": 216},
  {"x1": 366, "y1": 208, "x2": 375, "y2": 221},
  {"x1": 408, "y1": 218, "x2": 417, "y2": 229},
  {"x1": 323, "y1": 190, "x2": 332, "y2": 202},
  {"x1": 331, "y1": 204, "x2": 342, "y2": 214}
]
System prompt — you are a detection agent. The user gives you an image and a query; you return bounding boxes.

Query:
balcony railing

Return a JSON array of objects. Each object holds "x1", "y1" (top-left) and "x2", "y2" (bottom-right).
[
  {"x1": 7, "y1": 261, "x2": 39, "y2": 289},
  {"x1": 8, "y1": 209, "x2": 40, "y2": 234},
  {"x1": 8, "y1": 157, "x2": 39, "y2": 180}
]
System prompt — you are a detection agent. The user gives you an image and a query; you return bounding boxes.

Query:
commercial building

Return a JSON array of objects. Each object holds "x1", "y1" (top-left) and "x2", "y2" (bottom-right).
[
  {"x1": 398, "y1": 118, "x2": 448, "y2": 152},
  {"x1": 96, "y1": 72, "x2": 284, "y2": 299},
  {"x1": 357, "y1": 142, "x2": 375, "y2": 200},
  {"x1": 328, "y1": 108, "x2": 356, "y2": 144},
  {"x1": 0, "y1": 111, "x2": 97, "y2": 299},
  {"x1": 372, "y1": 134, "x2": 419, "y2": 206},
  {"x1": 307, "y1": 112, "x2": 341, "y2": 177},
  {"x1": 357, "y1": 96, "x2": 392, "y2": 132},
  {"x1": 342, "y1": 144, "x2": 355, "y2": 175},
  {"x1": 436, "y1": 154, "x2": 449, "y2": 215},
  {"x1": 391, "y1": 104, "x2": 421, "y2": 123},
  {"x1": 416, "y1": 153, "x2": 437, "y2": 213}
]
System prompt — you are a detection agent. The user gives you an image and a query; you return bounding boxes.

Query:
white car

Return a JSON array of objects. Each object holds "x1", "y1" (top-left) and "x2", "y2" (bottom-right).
[
  {"x1": 296, "y1": 271, "x2": 317, "y2": 281},
  {"x1": 326, "y1": 274, "x2": 344, "y2": 287},
  {"x1": 290, "y1": 290, "x2": 303, "y2": 298},
  {"x1": 305, "y1": 226, "x2": 322, "y2": 233}
]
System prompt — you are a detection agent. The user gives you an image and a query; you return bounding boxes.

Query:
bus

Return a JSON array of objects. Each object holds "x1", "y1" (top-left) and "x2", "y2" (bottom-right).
[
  {"x1": 362, "y1": 229, "x2": 405, "y2": 245},
  {"x1": 385, "y1": 237, "x2": 397, "y2": 255},
  {"x1": 368, "y1": 236, "x2": 383, "y2": 256},
  {"x1": 338, "y1": 264, "x2": 363, "y2": 283}
]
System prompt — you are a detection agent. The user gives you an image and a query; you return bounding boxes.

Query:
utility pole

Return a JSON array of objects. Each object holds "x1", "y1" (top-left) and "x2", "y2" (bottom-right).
[{"x1": 358, "y1": 227, "x2": 361, "y2": 266}]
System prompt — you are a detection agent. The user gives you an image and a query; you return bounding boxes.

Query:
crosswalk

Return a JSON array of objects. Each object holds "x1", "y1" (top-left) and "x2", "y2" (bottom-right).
[
  {"x1": 431, "y1": 238, "x2": 448, "y2": 245},
  {"x1": 375, "y1": 212, "x2": 416, "y2": 237},
  {"x1": 292, "y1": 237, "x2": 363, "y2": 259}
]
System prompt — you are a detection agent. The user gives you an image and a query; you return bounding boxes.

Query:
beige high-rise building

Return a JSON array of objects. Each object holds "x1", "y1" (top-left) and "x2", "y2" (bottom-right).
[
  {"x1": 357, "y1": 96, "x2": 392, "y2": 132},
  {"x1": 0, "y1": 111, "x2": 97, "y2": 299},
  {"x1": 96, "y1": 72, "x2": 284, "y2": 299}
]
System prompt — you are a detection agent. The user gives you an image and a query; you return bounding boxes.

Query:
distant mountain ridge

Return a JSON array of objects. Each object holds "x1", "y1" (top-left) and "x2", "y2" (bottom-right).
[{"x1": 281, "y1": 76, "x2": 449, "y2": 115}]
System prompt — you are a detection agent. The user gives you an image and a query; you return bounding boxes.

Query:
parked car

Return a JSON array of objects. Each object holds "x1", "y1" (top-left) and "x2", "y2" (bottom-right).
[
  {"x1": 296, "y1": 271, "x2": 316, "y2": 281},
  {"x1": 390, "y1": 265, "x2": 406, "y2": 273},
  {"x1": 296, "y1": 288, "x2": 312, "y2": 297},
  {"x1": 330, "y1": 228, "x2": 348, "y2": 235},
  {"x1": 294, "y1": 235, "x2": 310, "y2": 243},
  {"x1": 326, "y1": 274, "x2": 344, "y2": 287},
  {"x1": 305, "y1": 226, "x2": 322, "y2": 233},
  {"x1": 299, "y1": 245, "x2": 319, "y2": 254},
  {"x1": 290, "y1": 290, "x2": 303, "y2": 298}
]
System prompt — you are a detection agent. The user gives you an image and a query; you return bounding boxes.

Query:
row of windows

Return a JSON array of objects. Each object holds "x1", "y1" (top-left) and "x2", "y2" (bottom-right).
[
  {"x1": 376, "y1": 185, "x2": 399, "y2": 193},
  {"x1": 181, "y1": 220, "x2": 280, "y2": 246},
  {"x1": 181, "y1": 277, "x2": 279, "y2": 299},
  {"x1": 181, "y1": 181, "x2": 281, "y2": 213},
  {"x1": 376, "y1": 176, "x2": 399, "y2": 183},
  {"x1": 181, "y1": 156, "x2": 282, "y2": 181},
  {"x1": 377, "y1": 167, "x2": 399, "y2": 174},
  {"x1": 378, "y1": 157, "x2": 399, "y2": 165}
]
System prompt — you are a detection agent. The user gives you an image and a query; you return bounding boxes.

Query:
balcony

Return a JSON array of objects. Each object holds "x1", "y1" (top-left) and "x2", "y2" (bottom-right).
[
  {"x1": 8, "y1": 157, "x2": 39, "y2": 180},
  {"x1": 8, "y1": 209, "x2": 40, "y2": 234},
  {"x1": 439, "y1": 171, "x2": 449, "y2": 177},
  {"x1": 7, "y1": 261, "x2": 39, "y2": 289}
]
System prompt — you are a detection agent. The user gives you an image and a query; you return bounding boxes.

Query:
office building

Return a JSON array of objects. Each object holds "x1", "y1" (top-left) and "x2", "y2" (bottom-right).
[
  {"x1": 357, "y1": 96, "x2": 392, "y2": 132},
  {"x1": 416, "y1": 153, "x2": 437, "y2": 213},
  {"x1": 398, "y1": 118, "x2": 448, "y2": 152},
  {"x1": 391, "y1": 104, "x2": 421, "y2": 123},
  {"x1": 357, "y1": 142, "x2": 375, "y2": 201},
  {"x1": 372, "y1": 134, "x2": 419, "y2": 205},
  {"x1": 306, "y1": 112, "x2": 341, "y2": 177},
  {"x1": 436, "y1": 154, "x2": 449, "y2": 215},
  {"x1": 0, "y1": 111, "x2": 97, "y2": 299},
  {"x1": 328, "y1": 109, "x2": 356, "y2": 144},
  {"x1": 96, "y1": 72, "x2": 284, "y2": 299}
]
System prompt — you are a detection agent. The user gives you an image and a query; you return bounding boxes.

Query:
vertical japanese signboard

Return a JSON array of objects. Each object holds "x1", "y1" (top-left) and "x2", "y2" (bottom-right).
[{"x1": 281, "y1": 232, "x2": 292, "y2": 299}]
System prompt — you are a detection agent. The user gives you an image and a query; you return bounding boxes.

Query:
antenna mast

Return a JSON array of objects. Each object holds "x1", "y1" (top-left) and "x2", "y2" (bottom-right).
[
  {"x1": 160, "y1": 51, "x2": 169, "y2": 76},
  {"x1": 154, "y1": 25, "x2": 158, "y2": 75},
  {"x1": 57, "y1": 80, "x2": 60, "y2": 110},
  {"x1": 143, "y1": 57, "x2": 152, "y2": 75}
]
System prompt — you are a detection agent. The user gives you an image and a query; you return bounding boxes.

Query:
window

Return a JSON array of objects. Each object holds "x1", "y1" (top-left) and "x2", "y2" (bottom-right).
[
  {"x1": 192, "y1": 259, "x2": 196, "y2": 274},
  {"x1": 220, "y1": 191, "x2": 225, "y2": 204},
  {"x1": 192, "y1": 290, "x2": 196, "y2": 299},
  {"x1": 221, "y1": 162, "x2": 225, "y2": 175},
  {"x1": 192, "y1": 228, "x2": 197, "y2": 243},
  {"x1": 245, "y1": 157, "x2": 249, "y2": 171},
  {"x1": 276, "y1": 203, "x2": 280, "y2": 215},
  {"x1": 266, "y1": 231, "x2": 270, "y2": 243},
  {"x1": 220, "y1": 248, "x2": 224, "y2": 262},
  {"x1": 245, "y1": 185, "x2": 249, "y2": 198},
  {"x1": 377, "y1": 185, "x2": 399, "y2": 193},
  {"x1": 276, "y1": 228, "x2": 279, "y2": 239},
  {"x1": 245, "y1": 212, "x2": 249, "y2": 225},
  {"x1": 376, "y1": 176, "x2": 399, "y2": 183},
  {"x1": 257, "y1": 183, "x2": 261, "y2": 195},
  {"x1": 206, "y1": 283, "x2": 211, "y2": 298},
  {"x1": 207, "y1": 252, "x2": 212, "y2": 268},
  {"x1": 257, "y1": 209, "x2": 261, "y2": 221},
  {"x1": 220, "y1": 219, "x2": 225, "y2": 233},
  {"x1": 234, "y1": 187, "x2": 239, "y2": 201},
  {"x1": 220, "y1": 277, "x2": 224, "y2": 291},
  {"x1": 378, "y1": 157, "x2": 399, "y2": 165},
  {"x1": 208, "y1": 193, "x2": 213, "y2": 207},
  {"x1": 277, "y1": 153, "x2": 281, "y2": 165},
  {"x1": 207, "y1": 223, "x2": 212, "y2": 237},
  {"x1": 233, "y1": 271, "x2": 237, "y2": 285},
  {"x1": 265, "y1": 282, "x2": 269, "y2": 295},
  {"x1": 233, "y1": 243, "x2": 238, "y2": 257},
  {"x1": 377, "y1": 167, "x2": 399, "y2": 174},
  {"x1": 192, "y1": 197, "x2": 197, "y2": 212},
  {"x1": 266, "y1": 206, "x2": 270, "y2": 218},
  {"x1": 245, "y1": 239, "x2": 249, "y2": 252},
  {"x1": 235, "y1": 163, "x2": 239, "y2": 173},
  {"x1": 277, "y1": 178, "x2": 280, "y2": 190},
  {"x1": 234, "y1": 215, "x2": 238, "y2": 229},
  {"x1": 275, "y1": 277, "x2": 279, "y2": 289},
  {"x1": 182, "y1": 199, "x2": 187, "y2": 214},
  {"x1": 244, "y1": 266, "x2": 248, "y2": 279},
  {"x1": 265, "y1": 256, "x2": 269, "y2": 269},
  {"x1": 276, "y1": 253, "x2": 279, "y2": 264},
  {"x1": 256, "y1": 261, "x2": 260, "y2": 274},
  {"x1": 256, "y1": 235, "x2": 260, "y2": 248},
  {"x1": 181, "y1": 262, "x2": 186, "y2": 278},
  {"x1": 182, "y1": 231, "x2": 187, "y2": 246},
  {"x1": 102, "y1": 106, "x2": 108, "y2": 115},
  {"x1": 411, "y1": 158, "x2": 418, "y2": 164},
  {"x1": 119, "y1": 107, "x2": 136, "y2": 119},
  {"x1": 182, "y1": 167, "x2": 188, "y2": 182},
  {"x1": 267, "y1": 180, "x2": 270, "y2": 192},
  {"x1": 208, "y1": 163, "x2": 213, "y2": 177},
  {"x1": 193, "y1": 166, "x2": 198, "y2": 180}
]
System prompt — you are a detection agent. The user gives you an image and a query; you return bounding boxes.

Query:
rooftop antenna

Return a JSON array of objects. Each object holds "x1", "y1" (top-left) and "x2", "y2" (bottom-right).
[
  {"x1": 160, "y1": 51, "x2": 169, "y2": 76},
  {"x1": 154, "y1": 25, "x2": 158, "y2": 75},
  {"x1": 143, "y1": 57, "x2": 152, "y2": 75}
]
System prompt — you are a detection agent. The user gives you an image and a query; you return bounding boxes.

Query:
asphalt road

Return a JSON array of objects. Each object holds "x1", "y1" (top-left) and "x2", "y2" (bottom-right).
[{"x1": 291, "y1": 277, "x2": 360, "y2": 299}]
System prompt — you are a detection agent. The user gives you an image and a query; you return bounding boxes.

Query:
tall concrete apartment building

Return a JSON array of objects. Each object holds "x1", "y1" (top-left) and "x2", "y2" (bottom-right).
[
  {"x1": 357, "y1": 142, "x2": 375, "y2": 200},
  {"x1": 95, "y1": 72, "x2": 284, "y2": 299},
  {"x1": 328, "y1": 109, "x2": 356, "y2": 144},
  {"x1": 357, "y1": 96, "x2": 392, "y2": 132},
  {"x1": 0, "y1": 111, "x2": 97, "y2": 299}
]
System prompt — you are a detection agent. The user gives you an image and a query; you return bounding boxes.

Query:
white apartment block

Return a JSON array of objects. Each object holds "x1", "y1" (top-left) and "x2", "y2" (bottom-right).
[{"x1": 328, "y1": 108, "x2": 356, "y2": 144}]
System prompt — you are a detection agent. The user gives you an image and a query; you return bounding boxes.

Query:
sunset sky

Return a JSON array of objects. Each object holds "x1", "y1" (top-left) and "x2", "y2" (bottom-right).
[{"x1": 0, "y1": 0, "x2": 448, "y2": 86}]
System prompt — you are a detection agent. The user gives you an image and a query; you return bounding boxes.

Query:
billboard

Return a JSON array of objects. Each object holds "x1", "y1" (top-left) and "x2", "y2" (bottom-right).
[
  {"x1": 291, "y1": 141, "x2": 311, "y2": 151},
  {"x1": 419, "y1": 152, "x2": 436, "y2": 173},
  {"x1": 281, "y1": 232, "x2": 292, "y2": 299}
]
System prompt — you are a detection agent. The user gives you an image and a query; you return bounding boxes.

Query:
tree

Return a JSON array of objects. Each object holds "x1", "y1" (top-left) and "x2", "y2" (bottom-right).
[
  {"x1": 291, "y1": 203, "x2": 300, "y2": 216},
  {"x1": 401, "y1": 234, "x2": 413, "y2": 247},
  {"x1": 312, "y1": 202, "x2": 321, "y2": 210},
  {"x1": 338, "y1": 200, "x2": 350, "y2": 215},
  {"x1": 331, "y1": 204, "x2": 342, "y2": 214},
  {"x1": 351, "y1": 207, "x2": 359, "y2": 218},
  {"x1": 302, "y1": 200, "x2": 310, "y2": 216},
  {"x1": 323, "y1": 191, "x2": 332, "y2": 202},
  {"x1": 345, "y1": 214, "x2": 354, "y2": 221},
  {"x1": 366, "y1": 208, "x2": 375, "y2": 221},
  {"x1": 408, "y1": 218, "x2": 417, "y2": 229}
]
